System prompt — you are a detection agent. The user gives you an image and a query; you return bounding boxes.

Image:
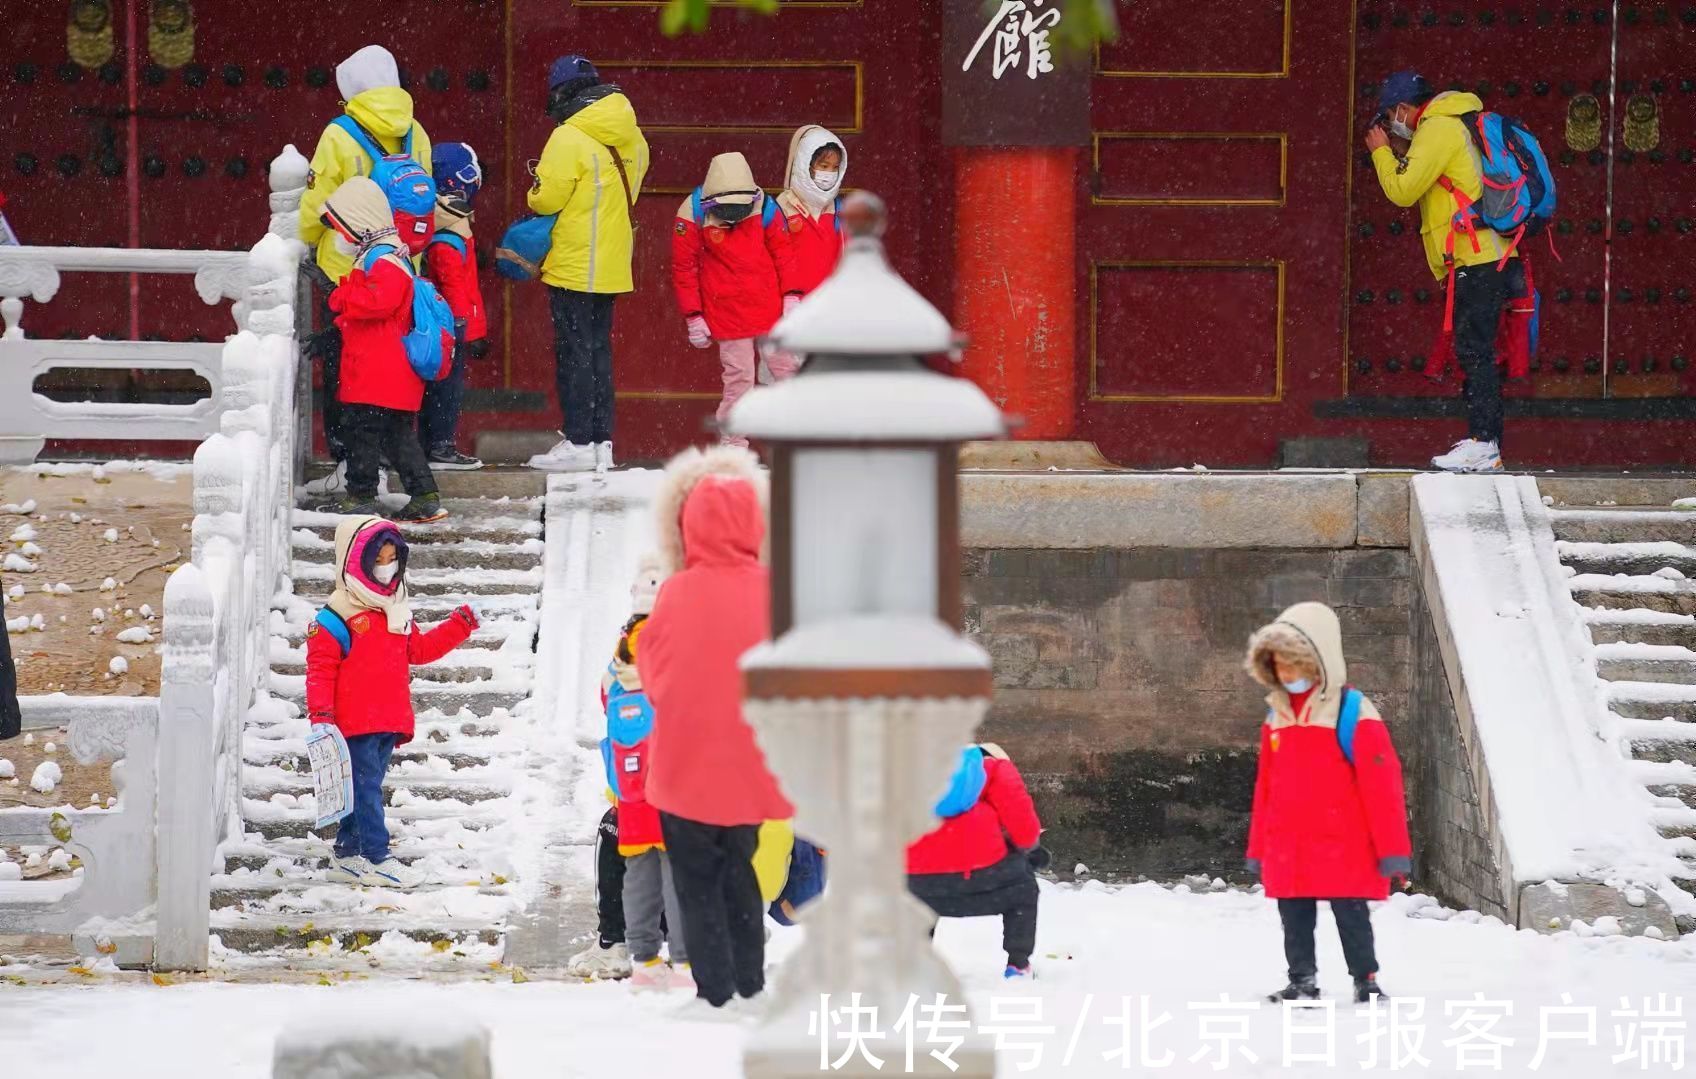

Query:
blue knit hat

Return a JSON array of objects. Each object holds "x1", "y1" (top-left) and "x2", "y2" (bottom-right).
[
  {"x1": 433, "y1": 142, "x2": 482, "y2": 202},
  {"x1": 548, "y1": 55, "x2": 599, "y2": 96}
]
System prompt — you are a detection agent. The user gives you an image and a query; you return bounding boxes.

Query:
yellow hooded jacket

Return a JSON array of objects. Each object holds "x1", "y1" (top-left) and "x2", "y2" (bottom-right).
[
  {"x1": 527, "y1": 90, "x2": 650, "y2": 294},
  {"x1": 299, "y1": 84, "x2": 433, "y2": 283},
  {"x1": 1370, "y1": 91, "x2": 1513, "y2": 281}
]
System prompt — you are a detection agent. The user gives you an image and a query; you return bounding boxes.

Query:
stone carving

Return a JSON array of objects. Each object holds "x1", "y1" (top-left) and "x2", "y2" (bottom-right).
[
  {"x1": 0, "y1": 256, "x2": 61, "y2": 339},
  {"x1": 69, "y1": 710, "x2": 147, "y2": 766}
]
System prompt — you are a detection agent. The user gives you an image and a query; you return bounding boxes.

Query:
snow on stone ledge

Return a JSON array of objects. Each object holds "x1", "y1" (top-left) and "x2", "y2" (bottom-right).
[
  {"x1": 744, "y1": 614, "x2": 988, "y2": 671},
  {"x1": 728, "y1": 370, "x2": 1004, "y2": 442}
]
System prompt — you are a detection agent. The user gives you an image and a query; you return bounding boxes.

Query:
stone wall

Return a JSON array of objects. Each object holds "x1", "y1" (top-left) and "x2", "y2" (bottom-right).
[
  {"x1": 963, "y1": 546, "x2": 1413, "y2": 880},
  {"x1": 1407, "y1": 577, "x2": 1510, "y2": 921}
]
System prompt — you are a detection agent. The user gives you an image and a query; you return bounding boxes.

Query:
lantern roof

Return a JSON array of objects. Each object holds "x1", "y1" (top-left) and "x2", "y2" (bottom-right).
[
  {"x1": 742, "y1": 614, "x2": 990, "y2": 672},
  {"x1": 727, "y1": 368, "x2": 1005, "y2": 441},
  {"x1": 765, "y1": 193, "x2": 956, "y2": 357}
]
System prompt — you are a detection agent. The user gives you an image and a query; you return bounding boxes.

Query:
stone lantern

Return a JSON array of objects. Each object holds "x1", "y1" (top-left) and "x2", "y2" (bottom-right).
[{"x1": 730, "y1": 193, "x2": 1005, "y2": 1079}]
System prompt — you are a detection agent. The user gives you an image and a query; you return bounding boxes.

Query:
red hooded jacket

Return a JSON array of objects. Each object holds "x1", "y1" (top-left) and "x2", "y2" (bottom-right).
[
  {"x1": 304, "y1": 517, "x2": 477, "y2": 744},
  {"x1": 671, "y1": 200, "x2": 793, "y2": 342},
  {"x1": 424, "y1": 233, "x2": 488, "y2": 343},
  {"x1": 907, "y1": 752, "x2": 1043, "y2": 876},
  {"x1": 329, "y1": 250, "x2": 427, "y2": 412},
  {"x1": 638, "y1": 470, "x2": 794, "y2": 827},
  {"x1": 773, "y1": 200, "x2": 844, "y2": 298}
]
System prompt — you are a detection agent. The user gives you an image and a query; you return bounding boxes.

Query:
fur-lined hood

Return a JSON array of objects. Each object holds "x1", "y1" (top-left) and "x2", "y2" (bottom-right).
[
  {"x1": 653, "y1": 445, "x2": 768, "y2": 575},
  {"x1": 1245, "y1": 601, "x2": 1348, "y2": 725}
]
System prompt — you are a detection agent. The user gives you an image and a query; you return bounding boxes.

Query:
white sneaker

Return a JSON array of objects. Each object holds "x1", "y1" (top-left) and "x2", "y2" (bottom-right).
[
  {"x1": 1431, "y1": 438, "x2": 1504, "y2": 474},
  {"x1": 528, "y1": 437, "x2": 597, "y2": 473},
  {"x1": 302, "y1": 461, "x2": 348, "y2": 497},
  {"x1": 595, "y1": 441, "x2": 614, "y2": 474},
  {"x1": 566, "y1": 941, "x2": 632, "y2": 980},
  {"x1": 329, "y1": 855, "x2": 372, "y2": 884},
  {"x1": 366, "y1": 858, "x2": 423, "y2": 890}
]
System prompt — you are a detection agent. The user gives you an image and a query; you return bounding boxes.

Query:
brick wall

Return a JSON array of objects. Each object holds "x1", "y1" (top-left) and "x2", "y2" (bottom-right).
[{"x1": 963, "y1": 547, "x2": 1414, "y2": 880}]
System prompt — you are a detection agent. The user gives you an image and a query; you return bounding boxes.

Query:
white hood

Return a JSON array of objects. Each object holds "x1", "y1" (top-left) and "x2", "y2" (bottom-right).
[
  {"x1": 337, "y1": 45, "x2": 400, "y2": 100},
  {"x1": 784, "y1": 125, "x2": 848, "y2": 217}
]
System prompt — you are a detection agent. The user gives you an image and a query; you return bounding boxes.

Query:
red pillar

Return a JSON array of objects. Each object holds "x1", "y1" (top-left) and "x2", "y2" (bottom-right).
[{"x1": 953, "y1": 147, "x2": 1078, "y2": 440}]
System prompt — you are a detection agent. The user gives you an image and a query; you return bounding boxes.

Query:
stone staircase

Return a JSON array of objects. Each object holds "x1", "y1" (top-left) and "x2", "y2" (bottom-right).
[
  {"x1": 209, "y1": 487, "x2": 546, "y2": 959},
  {"x1": 1554, "y1": 506, "x2": 1696, "y2": 928}
]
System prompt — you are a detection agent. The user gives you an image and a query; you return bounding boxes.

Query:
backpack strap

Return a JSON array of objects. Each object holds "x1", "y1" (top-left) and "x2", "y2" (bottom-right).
[
  {"x1": 331, "y1": 115, "x2": 386, "y2": 167},
  {"x1": 314, "y1": 608, "x2": 353, "y2": 659},
  {"x1": 1336, "y1": 687, "x2": 1363, "y2": 765},
  {"x1": 761, "y1": 195, "x2": 778, "y2": 228},
  {"x1": 690, "y1": 187, "x2": 704, "y2": 228},
  {"x1": 430, "y1": 231, "x2": 468, "y2": 258},
  {"x1": 833, "y1": 195, "x2": 843, "y2": 233},
  {"x1": 360, "y1": 241, "x2": 413, "y2": 276}
]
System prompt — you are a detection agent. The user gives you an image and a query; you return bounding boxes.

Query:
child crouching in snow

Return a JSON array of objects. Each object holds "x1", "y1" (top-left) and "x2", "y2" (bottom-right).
[
  {"x1": 907, "y1": 743, "x2": 1046, "y2": 979},
  {"x1": 1244, "y1": 601, "x2": 1412, "y2": 1003},
  {"x1": 306, "y1": 515, "x2": 479, "y2": 889},
  {"x1": 600, "y1": 555, "x2": 693, "y2": 991}
]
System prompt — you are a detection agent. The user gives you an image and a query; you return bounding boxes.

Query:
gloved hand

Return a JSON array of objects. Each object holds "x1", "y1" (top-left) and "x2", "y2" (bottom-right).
[
  {"x1": 1025, "y1": 845, "x2": 1052, "y2": 871},
  {"x1": 1379, "y1": 856, "x2": 1412, "y2": 889},
  {"x1": 466, "y1": 338, "x2": 491, "y2": 361},
  {"x1": 685, "y1": 315, "x2": 712, "y2": 349},
  {"x1": 783, "y1": 292, "x2": 802, "y2": 317},
  {"x1": 453, "y1": 604, "x2": 480, "y2": 631},
  {"x1": 1245, "y1": 858, "x2": 1262, "y2": 880}
]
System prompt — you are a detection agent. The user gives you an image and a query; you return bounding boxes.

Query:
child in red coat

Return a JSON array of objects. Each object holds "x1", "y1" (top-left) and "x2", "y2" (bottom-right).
[
  {"x1": 314, "y1": 176, "x2": 447, "y2": 524},
  {"x1": 671, "y1": 153, "x2": 799, "y2": 447},
  {"x1": 907, "y1": 742, "x2": 1046, "y2": 979},
  {"x1": 305, "y1": 515, "x2": 478, "y2": 889},
  {"x1": 1244, "y1": 601, "x2": 1412, "y2": 1004},
  {"x1": 419, "y1": 142, "x2": 489, "y2": 472},
  {"x1": 774, "y1": 124, "x2": 848, "y2": 302}
]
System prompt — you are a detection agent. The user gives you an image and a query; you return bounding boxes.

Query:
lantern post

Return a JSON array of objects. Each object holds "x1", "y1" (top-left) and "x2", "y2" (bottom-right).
[{"x1": 731, "y1": 193, "x2": 1006, "y2": 1079}]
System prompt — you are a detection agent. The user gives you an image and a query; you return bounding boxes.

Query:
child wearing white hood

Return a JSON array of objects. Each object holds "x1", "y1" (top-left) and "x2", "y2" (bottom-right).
[{"x1": 773, "y1": 125, "x2": 849, "y2": 309}]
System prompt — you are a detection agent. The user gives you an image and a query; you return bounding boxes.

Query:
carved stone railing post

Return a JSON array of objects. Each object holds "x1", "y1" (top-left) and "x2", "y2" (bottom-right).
[{"x1": 154, "y1": 563, "x2": 218, "y2": 972}]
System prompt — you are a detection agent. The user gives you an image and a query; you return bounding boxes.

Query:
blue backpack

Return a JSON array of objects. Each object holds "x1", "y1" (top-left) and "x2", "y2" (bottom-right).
[
  {"x1": 1336, "y1": 687, "x2": 1365, "y2": 764},
  {"x1": 933, "y1": 746, "x2": 989, "y2": 818},
  {"x1": 1441, "y1": 111, "x2": 1557, "y2": 256},
  {"x1": 332, "y1": 117, "x2": 437, "y2": 250},
  {"x1": 495, "y1": 214, "x2": 558, "y2": 281},
  {"x1": 690, "y1": 188, "x2": 779, "y2": 230},
  {"x1": 769, "y1": 838, "x2": 827, "y2": 927},
  {"x1": 360, "y1": 243, "x2": 457, "y2": 382}
]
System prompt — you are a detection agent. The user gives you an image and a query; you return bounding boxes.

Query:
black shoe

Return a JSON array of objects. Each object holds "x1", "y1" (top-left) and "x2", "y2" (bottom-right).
[
  {"x1": 393, "y1": 494, "x2": 449, "y2": 524},
  {"x1": 307, "y1": 495, "x2": 384, "y2": 517},
  {"x1": 1354, "y1": 974, "x2": 1387, "y2": 1003},
  {"x1": 1268, "y1": 977, "x2": 1321, "y2": 1003},
  {"x1": 427, "y1": 446, "x2": 484, "y2": 471}
]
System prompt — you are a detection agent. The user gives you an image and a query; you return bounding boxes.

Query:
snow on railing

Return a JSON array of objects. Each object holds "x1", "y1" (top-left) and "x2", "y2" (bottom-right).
[{"x1": 0, "y1": 204, "x2": 304, "y2": 969}]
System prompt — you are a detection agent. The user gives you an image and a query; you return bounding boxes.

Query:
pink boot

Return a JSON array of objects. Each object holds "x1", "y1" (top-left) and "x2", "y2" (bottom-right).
[
  {"x1": 630, "y1": 959, "x2": 671, "y2": 992},
  {"x1": 667, "y1": 962, "x2": 697, "y2": 993}
]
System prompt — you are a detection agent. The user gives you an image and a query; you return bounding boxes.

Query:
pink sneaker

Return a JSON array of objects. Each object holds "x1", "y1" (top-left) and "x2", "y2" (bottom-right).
[
  {"x1": 667, "y1": 962, "x2": 696, "y2": 993},
  {"x1": 630, "y1": 959, "x2": 671, "y2": 992}
]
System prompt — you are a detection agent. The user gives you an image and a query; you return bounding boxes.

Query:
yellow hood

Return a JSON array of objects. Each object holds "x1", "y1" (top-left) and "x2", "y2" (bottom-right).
[
  {"x1": 1420, "y1": 91, "x2": 1484, "y2": 124},
  {"x1": 345, "y1": 86, "x2": 418, "y2": 142},
  {"x1": 567, "y1": 92, "x2": 643, "y2": 154}
]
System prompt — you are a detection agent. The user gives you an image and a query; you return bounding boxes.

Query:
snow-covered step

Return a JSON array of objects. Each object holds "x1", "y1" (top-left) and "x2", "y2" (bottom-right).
[
  {"x1": 1607, "y1": 681, "x2": 1696, "y2": 723},
  {"x1": 1556, "y1": 540, "x2": 1696, "y2": 578},
  {"x1": 1593, "y1": 642, "x2": 1696, "y2": 684},
  {"x1": 290, "y1": 561, "x2": 544, "y2": 597},
  {"x1": 243, "y1": 770, "x2": 511, "y2": 806},
  {"x1": 242, "y1": 743, "x2": 494, "y2": 772},
  {"x1": 208, "y1": 912, "x2": 503, "y2": 954},
  {"x1": 291, "y1": 530, "x2": 545, "y2": 570},
  {"x1": 1581, "y1": 608, "x2": 1696, "y2": 649},
  {"x1": 1552, "y1": 509, "x2": 1696, "y2": 544},
  {"x1": 1568, "y1": 573, "x2": 1696, "y2": 616},
  {"x1": 270, "y1": 655, "x2": 508, "y2": 682},
  {"x1": 293, "y1": 502, "x2": 542, "y2": 545},
  {"x1": 267, "y1": 682, "x2": 527, "y2": 717},
  {"x1": 211, "y1": 874, "x2": 512, "y2": 910}
]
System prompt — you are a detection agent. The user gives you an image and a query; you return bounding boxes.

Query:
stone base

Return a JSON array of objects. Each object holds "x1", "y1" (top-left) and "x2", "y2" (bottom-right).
[
  {"x1": 273, "y1": 1013, "x2": 492, "y2": 1079},
  {"x1": 1518, "y1": 881, "x2": 1680, "y2": 939},
  {"x1": 1278, "y1": 437, "x2": 1370, "y2": 469},
  {"x1": 960, "y1": 439, "x2": 1116, "y2": 471},
  {"x1": 70, "y1": 930, "x2": 153, "y2": 970},
  {"x1": 0, "y1": 436, "x2": 45, "y2": 465}
]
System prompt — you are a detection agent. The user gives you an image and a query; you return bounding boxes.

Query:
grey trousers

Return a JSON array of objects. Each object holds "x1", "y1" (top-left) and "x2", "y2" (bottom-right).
[{"x1": 623, "y1": 848, "x2": 688, "y2": 964}]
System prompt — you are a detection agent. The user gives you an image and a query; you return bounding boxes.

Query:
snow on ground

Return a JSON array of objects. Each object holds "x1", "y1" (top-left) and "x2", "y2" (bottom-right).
[{"x1": 5, "y1": 884, "x2": 1696, "y2": 1076}]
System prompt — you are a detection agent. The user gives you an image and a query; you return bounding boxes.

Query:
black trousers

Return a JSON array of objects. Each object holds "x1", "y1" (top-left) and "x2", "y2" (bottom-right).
[
  {"x1": 1278, "y1": 898, "x2": 1379, "y2": 981},
  {"x1": 660, "y1": 812, "x2": 765, "y2": 1006},
  {"x1": 547, "y1": 287, "x2": 616, "y2": 445},
  {"x1": 0, "y1": 586, "x2": 20, "y2": 740},
  {"x1": 909, "y1": 851, "x2": 1040, "y2": 969},
  {"x1": 418, "y1": 342, "x2": 467, "y2": 453},
  {"x1": 595, "y1": 806, "x2": 627, "y2": 947},
  {"x1": 342, "y1": 404, "x2": 438, "y2": 502},
  {"x1": 307, "y1": 264, "x2": 348, "y2": 463},
  {"x1": 1451, "y1": 260, "x2": 1516, "y2": 445}
]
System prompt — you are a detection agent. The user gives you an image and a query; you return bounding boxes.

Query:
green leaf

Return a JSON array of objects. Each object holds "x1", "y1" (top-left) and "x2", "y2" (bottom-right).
[{"x1": 48, "y1": 813, "x2": 72, "y2": 844}]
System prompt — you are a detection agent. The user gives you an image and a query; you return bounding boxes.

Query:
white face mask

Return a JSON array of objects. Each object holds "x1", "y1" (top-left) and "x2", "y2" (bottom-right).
[
  {"x1": 1281, "y1": 677, "x2": 1314, "y2": 694},
  {"x1": 1388, "y1": 109, "x2": 1415, "y2": 140},
  {"x1": 812, "y1": 169, "x2": 841, "y2": 191},
  {"x1": 372, "y1": 562, "x2": 399, "y2": 586}
]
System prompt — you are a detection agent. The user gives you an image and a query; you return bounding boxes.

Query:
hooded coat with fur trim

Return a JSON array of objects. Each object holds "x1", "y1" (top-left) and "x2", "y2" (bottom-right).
[
  {"x1": 305, "y1": 516, "x2": 477, "y2": 744},
  {"x1": 637, "y1": 447, "x2": 793, "y2": 827},
  {"x1": 1244, "y1": 602, "x2": 1411, "y2": 900}
]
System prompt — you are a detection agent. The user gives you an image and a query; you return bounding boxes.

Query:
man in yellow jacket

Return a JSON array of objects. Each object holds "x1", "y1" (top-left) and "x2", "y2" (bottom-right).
[
  {"x1": 297, "y1": 45, "x2": 433, "y2": 491},
  {"x1": 1368, "y1": 70, "x2": 1517, "y2": 475},
  {"x1": 525, "y1": 56, "x2": 650, "y2": 475}
]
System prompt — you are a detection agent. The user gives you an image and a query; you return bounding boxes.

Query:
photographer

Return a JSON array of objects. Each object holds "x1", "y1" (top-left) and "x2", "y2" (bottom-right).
[{"x1": 1366, "y1": 70, "x2": 1517, "y2": 474}]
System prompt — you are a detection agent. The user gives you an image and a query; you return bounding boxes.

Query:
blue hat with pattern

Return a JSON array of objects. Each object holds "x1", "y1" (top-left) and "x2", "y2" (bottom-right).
[{"x1": 433, "y1": 142, "x2": 482, "y2": 202}]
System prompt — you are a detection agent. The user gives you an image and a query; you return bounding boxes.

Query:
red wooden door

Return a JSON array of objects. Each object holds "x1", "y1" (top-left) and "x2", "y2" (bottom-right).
[
  {"x1": 1077, "y1": 0, "x2": 1355, "y2": 466},
  {"x1": 502, "y1": 0, "x2": 947, "y2": 461}
]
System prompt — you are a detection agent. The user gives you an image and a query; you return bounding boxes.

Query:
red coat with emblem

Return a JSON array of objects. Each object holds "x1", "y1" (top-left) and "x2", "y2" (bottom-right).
[
  {"x1": 1245, "y1": 602, "x2": 1412, "y2": 900},
  {"x1": 304, "y1": 516, "x2": 477, "y2": 744},
  {"x1": 330, "y1": 250, "x2": 427, "y2": 412},
  {"x1": 906, "y1": 749, "x2": 1043, "y2": 876},
  {"x1": 669, "y1": 205, "x2": 792, "y2": 341},
  {"x1": 772, "y1": 195, "x2": 844, "y2": 298}
]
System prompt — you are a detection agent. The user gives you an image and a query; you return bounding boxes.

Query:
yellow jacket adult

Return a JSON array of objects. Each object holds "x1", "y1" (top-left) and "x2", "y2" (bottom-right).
[
  {"x1": 1370, "y1": 91, "x2": 1513, "y2": 281},
  {"x1": 527, "y1": 87, "x2": 650, "y2": 294},
  {"x1": 298, "y1": 46, "x2": 433, "y2": 284}
]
